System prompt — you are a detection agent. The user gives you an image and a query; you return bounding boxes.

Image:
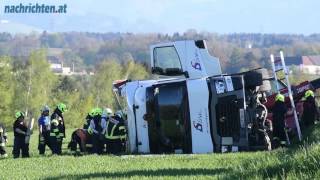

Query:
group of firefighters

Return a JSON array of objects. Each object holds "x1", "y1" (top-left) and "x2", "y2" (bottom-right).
[
  {"x1": 271, "y1": 89, "x2": 319, "y2": 148},
  {"x1": 0, "y1": 103, "x2": 127, "y2": 158}
]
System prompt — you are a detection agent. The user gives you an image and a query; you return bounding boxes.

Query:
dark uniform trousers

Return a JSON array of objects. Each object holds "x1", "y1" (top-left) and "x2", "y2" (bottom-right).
[
  {"x1": 38, "y1": 131, "x2": 52, "y2": 155},
  {"x1": 13, "y1": 137, "x2": 29, "y2": 158}
]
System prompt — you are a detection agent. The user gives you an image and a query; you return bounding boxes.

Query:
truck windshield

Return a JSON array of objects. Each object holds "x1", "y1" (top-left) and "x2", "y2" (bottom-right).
[{"x1": 153, "y1": 46, "x2": 182, "y2": 72}]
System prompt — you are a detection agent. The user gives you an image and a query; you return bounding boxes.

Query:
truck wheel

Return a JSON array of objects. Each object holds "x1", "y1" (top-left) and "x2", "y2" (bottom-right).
[
  {"x1": 244, "y1": 68, "x2": 271, "y2": 91},
  {"x1": 244, "y1": 70, "x2": 263, "y2": 89}
]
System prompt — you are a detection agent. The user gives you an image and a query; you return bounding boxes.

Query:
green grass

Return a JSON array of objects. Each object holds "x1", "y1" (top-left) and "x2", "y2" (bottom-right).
[{"x1": 1, "y1": 125, "x2": 320, "y2": 179}]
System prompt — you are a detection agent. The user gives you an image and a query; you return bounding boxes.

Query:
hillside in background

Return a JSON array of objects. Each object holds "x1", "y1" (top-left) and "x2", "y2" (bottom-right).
[{"x1": 1, "y1": 31, "x2": 320, "y2": 73}]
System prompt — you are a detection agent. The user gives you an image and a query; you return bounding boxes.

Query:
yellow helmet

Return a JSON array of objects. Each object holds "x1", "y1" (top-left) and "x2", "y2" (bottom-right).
[
  {"x1": 305, "y1": 90, "x2": 314, "y2": 98},
  {"x1": 275, "y1": 93, "x2": 285, "y2": 102}
]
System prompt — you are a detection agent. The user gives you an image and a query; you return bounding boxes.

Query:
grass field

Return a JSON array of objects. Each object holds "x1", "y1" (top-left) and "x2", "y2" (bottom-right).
[{"x1": 1, "y1": 125, "x2": 320, "y2": 180}]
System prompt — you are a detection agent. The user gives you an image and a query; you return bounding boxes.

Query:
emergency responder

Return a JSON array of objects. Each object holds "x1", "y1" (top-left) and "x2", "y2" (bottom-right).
[
  {"x1": 101, "y1": 108, "x2": 113, "y2": 127},
  {"x1": 0, "y1": 122, "x2": 8, "y2": 157},
  {"x1": 105, "y1": 111, "x2": 127, "y2": 155},
  {"x1": 38, "y1": 105, "x2": 52, "y2": 155},
  {"x1": 50, "y1": 103, "x2": 67, "y2": 155},
  {"x1": 87, "y1": 108, "x2": 107, "y2": 154},
  {"x1": 271, "y1": 94, "x2": 288, "y2": 148},
  {"x1": 301, "y1": 90, "x2": 319, "y2": 127},
  {"x1": 13, "y1": 111, "x2": 30, "y2": 158}
]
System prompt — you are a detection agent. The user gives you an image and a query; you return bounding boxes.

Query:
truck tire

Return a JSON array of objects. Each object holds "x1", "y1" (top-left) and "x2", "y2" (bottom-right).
[
  {"x1": 244, "y1": 68, "x2": 271, "y2": 91},
  {"x1": 244, "y1": 70, "x2": 263, "y2": 89}
]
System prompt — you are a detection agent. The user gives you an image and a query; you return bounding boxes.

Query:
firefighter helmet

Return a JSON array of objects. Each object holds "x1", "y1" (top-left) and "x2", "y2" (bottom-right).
[
  {"x1": 15, "y1": 111, "x2": 24, "y2": 119},
  {"x1": 57, "y1": 103, "x2": 67, "y2": 113},
  {"x1": 41, "y1": 105, "x2": 50, "y2": 113},
  {"x1": 305, "y1": 90, "x2": 314, "y2": 98},
  {"x1": 93, "y1": 107, "x2": 103, "y2": 116},
  {"x1": 105, "y1": 108, "x2": 113, "y2": 116},
  {"x1": 89, "y1": 108, "x2": 95, "y2": 117},
  {"x1": 275, "y1": 93, "x2": 285, "y2": 102}
]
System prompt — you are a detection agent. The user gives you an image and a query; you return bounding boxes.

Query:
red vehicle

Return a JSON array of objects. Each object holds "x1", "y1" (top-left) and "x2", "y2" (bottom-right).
[{"x1": 265, "y1": 78, "x2": 320, "y2": 130}]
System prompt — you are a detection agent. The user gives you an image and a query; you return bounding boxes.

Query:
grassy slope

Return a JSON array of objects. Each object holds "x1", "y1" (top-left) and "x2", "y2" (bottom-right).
[{"x1": 0, "y1": 125, "x2": 320, "y2": 180}]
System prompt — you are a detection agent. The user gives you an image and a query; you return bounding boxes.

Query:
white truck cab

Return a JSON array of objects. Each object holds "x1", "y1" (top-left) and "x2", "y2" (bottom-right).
[
  {"x1": 115, "y1": 40, "x2": 271, "y2": 154},
  {"x1": 150, "y1": 40, "x2": 222, "y2": 79}
]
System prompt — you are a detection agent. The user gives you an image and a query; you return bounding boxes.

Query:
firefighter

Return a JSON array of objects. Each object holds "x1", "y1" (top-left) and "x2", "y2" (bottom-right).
[
  {"x1": 87, "y1": 108, "x2": 107, "y2": 154},
  {"x1": 12, "y1": 111, "x2": 30, "y2": 158},
  {"x1": 38, "y1": 105, "x2": 52, "y2": 155},
  {"x1": 271, "y1": 94, "x2": 288, "y2": 148},
  {"x1": 50, "y1": 103, "x2": 67, "y2": 155},
  {"x1": 0, "y1": 122, "x2": 8, "y2": 157},
  {"x1": 301, "y1": 90, "x2": 318, "y2": 127},
  {"x1": 105, "y1": 111, "x2": 127, "y2": 155}
]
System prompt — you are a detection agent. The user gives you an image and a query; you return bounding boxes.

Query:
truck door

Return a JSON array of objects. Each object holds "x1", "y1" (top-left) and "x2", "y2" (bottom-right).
[{"x1": 146, "y1": 82, "x2": 192, "y2": 154}]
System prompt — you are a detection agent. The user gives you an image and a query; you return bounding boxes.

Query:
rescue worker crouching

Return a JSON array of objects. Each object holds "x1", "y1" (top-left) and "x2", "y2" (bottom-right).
[
  {"x1": 50, "y1": 103, "x2": 67, "y2": 155},
  {"x1": 301, "y1": 90, "x2": 319, "y2": 128},
  {"x1": 87, "y1": 108, "x2": 107, "y2": 154},
  {"x1": 105, "y1": 111, "x2": 127, "y2": 155},
  {"x1": 13, "y1": 111, "x2": 30, "y2": 158},
  {"x1": 0, "y1": 122, "x2": 8, "y2": 158},
  {"x1": 38, "y1": 105, "x2": 52, "y2": 155},
  {"x1": 271, "y1": 94, "x2": 290, "y2": 149}
]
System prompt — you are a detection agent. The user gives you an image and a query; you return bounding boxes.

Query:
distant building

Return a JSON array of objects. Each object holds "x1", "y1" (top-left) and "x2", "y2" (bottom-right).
[
  {"x1": 47, "y1": 56, "x2": 73, "y2": 75},
  {"x1": 47, "y1": 56, "x2": 91, "y2": 76},
  {"x1": 272, "y1": 55, "x2": 320, "y2": 75},
  {"x1": 301, "y1": 56, "x2": 320, "y2": 74},
  {"x1": 47, "y1": 56, "x2": 63, "y2": 73}
]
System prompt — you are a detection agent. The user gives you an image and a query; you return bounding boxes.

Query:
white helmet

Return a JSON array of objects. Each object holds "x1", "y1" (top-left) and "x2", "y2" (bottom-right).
[
  {"x1": 102, "y1": 108, "x2": 113, "y2": 118},
  {"x1": 41, "y1": 105, "x2": 50, "y2": 113}
]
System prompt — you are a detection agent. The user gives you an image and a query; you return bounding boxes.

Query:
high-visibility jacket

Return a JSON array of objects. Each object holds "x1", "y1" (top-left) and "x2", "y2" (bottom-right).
[
  {"x1": 105, "y1": 116, "x2": 126, "y2": 140},
  {"x1": 87, "y1": 117, "x2": 107, "y2": 135},
  {"x1": 50, "y1": 109, "x2": 65, "y2": 139}
]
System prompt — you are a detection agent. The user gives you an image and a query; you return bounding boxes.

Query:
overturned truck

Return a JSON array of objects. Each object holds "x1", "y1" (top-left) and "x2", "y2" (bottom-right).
[{"x1": 114, "y1": 40, "x2": 272, "y2": 154}]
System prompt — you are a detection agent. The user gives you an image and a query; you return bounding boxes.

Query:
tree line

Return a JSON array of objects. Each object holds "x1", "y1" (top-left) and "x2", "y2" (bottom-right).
[
  {"x1": 1, "y1": 30, "x2": 320, "y2": 74},
  {"x1": 0, "y1": 50, "x2": 148, "y2": 128}
]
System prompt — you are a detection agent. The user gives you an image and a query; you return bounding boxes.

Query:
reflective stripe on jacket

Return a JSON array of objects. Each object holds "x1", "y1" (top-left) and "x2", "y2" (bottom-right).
[{"x1": 105, "y1": 117, "x2": 126, "y2": 140}]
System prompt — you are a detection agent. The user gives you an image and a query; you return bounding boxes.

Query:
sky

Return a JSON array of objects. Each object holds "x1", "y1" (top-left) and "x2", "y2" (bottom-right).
[{"x1": 0, "y1": 0, "x2": 319, "y2": 34}]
